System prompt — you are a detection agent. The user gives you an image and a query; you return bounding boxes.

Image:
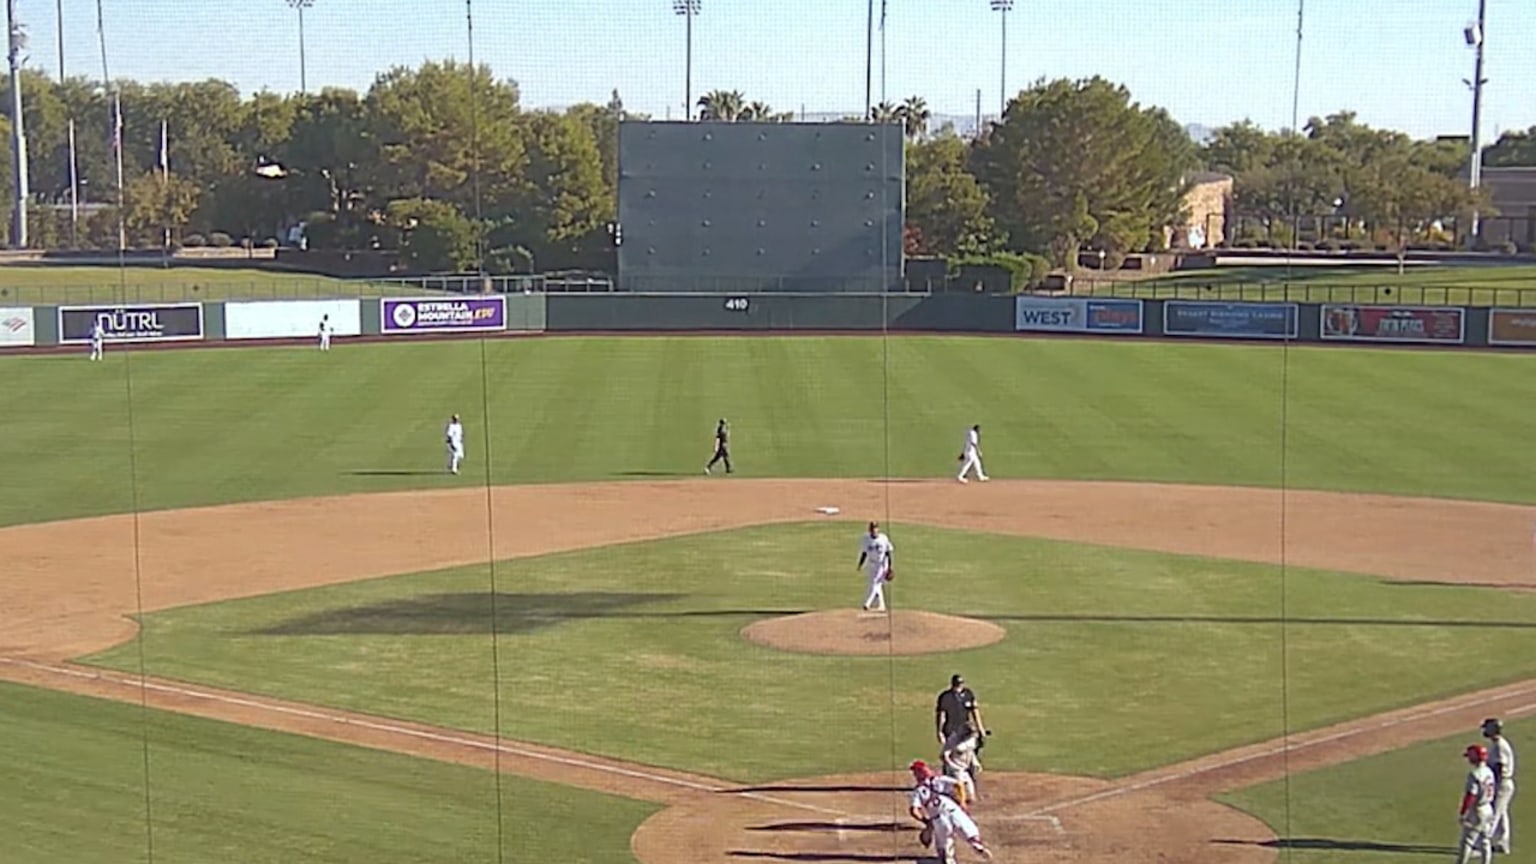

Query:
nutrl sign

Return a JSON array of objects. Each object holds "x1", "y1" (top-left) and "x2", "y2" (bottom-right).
[{"x1": 58, "y1": 304, "x2": 206, "y2": 343}]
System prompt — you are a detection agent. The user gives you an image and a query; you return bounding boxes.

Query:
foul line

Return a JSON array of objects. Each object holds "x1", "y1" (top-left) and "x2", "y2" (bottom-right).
[
  {"x1": 0, "y1": 658, "x2": 844, "y2": 817},
  {"x1": 1023, "y1": 679, "x2": 1536, "y2": 818}
]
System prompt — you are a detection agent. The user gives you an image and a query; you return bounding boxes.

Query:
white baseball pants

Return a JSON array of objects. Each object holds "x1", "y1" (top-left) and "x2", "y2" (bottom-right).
[
  {"x1": 957, "y1": 450, "x2": 987, "y2": 481},
  {"x1": 1490, "y1": 779, "x2": 1514, "y2": 852},
  {"x1": 861, "y1": 565, "x2": 888, "y2": 611}
]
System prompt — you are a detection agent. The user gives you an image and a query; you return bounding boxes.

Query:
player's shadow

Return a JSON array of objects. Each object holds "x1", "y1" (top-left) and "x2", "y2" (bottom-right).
[
  {"x1": 728, "y1": 848, "x2": 909, "y2": 854},
  {"x1": 728, "y1": 785, "x2": 907, "y2": 794},
  {"x1": 983, "y1": 613, "x2": 1536, "y2": 630},
  {"x1": 614, "y1": 470, "x2": 694, "y2": 477},
  {"x1": 345, "y1": 469, "x2": 447, "y2": 476},
  {"x1": 749, "y1": 821, "x2": 907, "y2": 833},
  {"x1": 1215, "y1": 837, "x2": 1458, "y2": 854},
  {"x1": 249, "y1": 591, "x2": 687, "y2": 636}
]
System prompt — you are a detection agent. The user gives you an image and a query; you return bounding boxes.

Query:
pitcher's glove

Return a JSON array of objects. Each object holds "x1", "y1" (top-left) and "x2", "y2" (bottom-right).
[
  {"x1": 884, "y1": 569, "x2": 895, "y2": 582},
  {"x1": 918, "y1": 824, "x2": 933, "y2": 847}
]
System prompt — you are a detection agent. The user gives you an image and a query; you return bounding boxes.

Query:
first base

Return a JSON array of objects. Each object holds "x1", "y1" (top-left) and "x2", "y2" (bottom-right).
[{"x1": 815, "y1": 506, "x2": 841, "y2": 515}]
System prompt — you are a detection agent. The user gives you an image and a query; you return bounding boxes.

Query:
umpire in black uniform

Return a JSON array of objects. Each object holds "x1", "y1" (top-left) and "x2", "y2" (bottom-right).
[
  {"x1": 705, "y1": 418, "x2": 732, "y2": 475},
  {"x1": 935, "y1": 674, "x2": 988, "y2": 747}
]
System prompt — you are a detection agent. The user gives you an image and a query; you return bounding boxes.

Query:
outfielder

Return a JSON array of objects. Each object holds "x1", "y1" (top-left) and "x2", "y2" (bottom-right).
[
  {"x1": 1460, "y1": 743, "x2": 1498, "y2": 864},
  {"x1": 857, "y1": 521, "x2": 894, "y2": 612},
  {"x1": 907, "y1": 760, "x2": 991, "y2": 864},
  {"x1": 319, "y1": 314, "x2": 331, "y2": 351},
  {"x1": 1483, "y1": 718, "x2": 1517, "y2": 854},
  {"x1": 445, "y1": 414, "x2": 465, "y2": 475},
  {"x1": 89, "y1": 320, "x2": 105, "y2": 361},
  {"x1": 956, "y1": 424, "x2": 988, "y2": 483}
]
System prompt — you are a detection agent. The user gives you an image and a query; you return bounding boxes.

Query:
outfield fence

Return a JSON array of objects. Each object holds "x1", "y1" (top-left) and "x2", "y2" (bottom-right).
[{"x1": 1065, "y1": 280, "x2": 1536, "y2": 308}]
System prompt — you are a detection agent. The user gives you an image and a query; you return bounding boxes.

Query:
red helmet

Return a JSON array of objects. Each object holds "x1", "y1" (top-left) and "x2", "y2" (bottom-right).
[
  {"x1": 1466, "y1": 744, "x2": 1488, "y2": 763},
  {"x1": 909, "y1": 760, "x2": 934, "y2": 778}
]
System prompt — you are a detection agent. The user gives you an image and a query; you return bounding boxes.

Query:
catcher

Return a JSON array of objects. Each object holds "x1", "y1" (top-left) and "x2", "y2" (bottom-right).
[
  {"x1": 908, "y1": 760, "x2": 992, "y2": 864},
  {"x1": 942, "y1": 723, "x2": 984, "y2": 803},
  {"x1": 857, "y1": 521, "x2": 894, "y2": 613}
]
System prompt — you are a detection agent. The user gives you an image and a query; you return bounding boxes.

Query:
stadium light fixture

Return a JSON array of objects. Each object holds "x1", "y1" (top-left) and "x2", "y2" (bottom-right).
[
  {"x1": 990, "y1": 0, "x2": 1013, "y2": 118},
  {"x1": 285, "y1": 0, "x2": 315, "y2": 95}
]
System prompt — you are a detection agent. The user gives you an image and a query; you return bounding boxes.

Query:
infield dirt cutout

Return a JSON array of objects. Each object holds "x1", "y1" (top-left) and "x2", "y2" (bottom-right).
[{"x1": 5, "y1": 477, "x2": 1536, "y2": 864}]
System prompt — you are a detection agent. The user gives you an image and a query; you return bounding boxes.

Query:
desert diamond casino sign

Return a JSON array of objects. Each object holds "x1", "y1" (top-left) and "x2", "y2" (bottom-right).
[{"x1": 380, "y1": 298, "x2": 508, "y2": 334}]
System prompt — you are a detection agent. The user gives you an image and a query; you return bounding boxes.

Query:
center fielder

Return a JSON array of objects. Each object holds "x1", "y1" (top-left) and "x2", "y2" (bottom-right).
[
  {"x1": 907, "y1": 760, "x2": 991, "y2": 864},
  {"x1": 89, "y1": 320, "x2": 105, "y2": 361},
  {"x1": 1460, "y1": 743, "x2": 1499, "y2": 864},
  {"x1": 319, "y1": 314, "x2": 331, "y2": 351},
  {"x1": 1483, "y1": 718, "x2": 1517, "y2": 855},
  {"x1": 445, "y1": 414, "x2": 465, "y2": 475},
  {"x1": 857, "y1": 521, "x2": 894, "y2": 612}
]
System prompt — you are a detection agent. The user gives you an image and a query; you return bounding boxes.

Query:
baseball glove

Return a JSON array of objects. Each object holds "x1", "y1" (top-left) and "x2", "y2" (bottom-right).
[
  {"x1": 918, "y1": 825, "x2": 933, "y2": 847},
  {"x1": 884, "y1": 568, "x2": 895, "y2": 582}
]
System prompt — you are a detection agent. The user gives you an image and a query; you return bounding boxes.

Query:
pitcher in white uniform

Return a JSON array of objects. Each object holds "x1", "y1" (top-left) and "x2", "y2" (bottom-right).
[
  {"x1": 1460, "y1": 743, "x2": 1498, "y2": 864},
  {"x1": 445, "y1": 414, "x2": 465, "y2": 475},
  {"x1": 956, "y1": 424, "x2": 988, "y2": 483},
  {"x1": 1483, "y1": 718, "x2": 1516, "y2": 855},
  {"x1": 907, "y1": 760, "x2": 991, "y2": 864},
  {"x1": 857, "y1": 521, "x2": 894, "y2": 612}
]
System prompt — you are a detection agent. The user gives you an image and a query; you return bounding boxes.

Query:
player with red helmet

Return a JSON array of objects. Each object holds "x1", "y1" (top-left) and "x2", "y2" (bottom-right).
[
  {"x1": 1459, "y1": 744, "x2": 1498, "y2": 864},
  {"x1": 907, "y1": 759, "x2": 991, "y2": 864}
]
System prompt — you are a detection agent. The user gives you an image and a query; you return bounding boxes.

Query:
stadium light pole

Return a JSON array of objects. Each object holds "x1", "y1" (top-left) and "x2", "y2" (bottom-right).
[
  {"x1": 990, "y1": 0, "x2": 1013, "y2": 118},
  {"x1": 673, "y1": 0, "x2": 700, "y2": 120},
  {"x1": 7, "y1": 0, "x2": 28, "y2": 248},
  {"x1": 1463, "y1": 0, "x2": 1488, "y2": 245},
  {"x1": 287, "y1": 0, "x2": 314, "y2": 94}
]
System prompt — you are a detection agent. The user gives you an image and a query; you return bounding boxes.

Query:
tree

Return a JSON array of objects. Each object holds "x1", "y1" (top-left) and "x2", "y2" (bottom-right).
[
  {"x1": 1485, "y1": 126, "x2": 1536, "y2": 168},
  {"x1": 904, "y1": 132, "x2": 995, "y2": 256},
  {"x1": 122, "y1": 170, "x2": 201, "y2": 245},
  {"x1": 507, "y1": 111, "x2": 612, "y2": 269},
  {"x1": 696, "y1": 90, "x2": 745, "y2": 121},
  {"x1": 971, "y1": 77, "x2": 1196, "y2": 266},
  {"x1": 897, "y1": 96, "x2": 930, "y2": 140},
  {"x1": 385, "y1": 198, "x2": 479, "y2": 272}
]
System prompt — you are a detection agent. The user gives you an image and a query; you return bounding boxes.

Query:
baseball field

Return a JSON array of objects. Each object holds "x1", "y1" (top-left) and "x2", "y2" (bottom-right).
[{"x1": 3, "y1": 333, "x2": 1534, "y2": 864}]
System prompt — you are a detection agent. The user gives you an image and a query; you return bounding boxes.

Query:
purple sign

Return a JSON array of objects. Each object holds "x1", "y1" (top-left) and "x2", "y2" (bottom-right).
[{"x1": 381, "y1": 297, "x2": 507, "y2": 334}]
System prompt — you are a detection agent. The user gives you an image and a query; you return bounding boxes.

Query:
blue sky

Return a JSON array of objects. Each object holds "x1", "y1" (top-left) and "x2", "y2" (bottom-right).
[{"x1": 27, "y1": 0, "x2": 1536, "y2": 139}]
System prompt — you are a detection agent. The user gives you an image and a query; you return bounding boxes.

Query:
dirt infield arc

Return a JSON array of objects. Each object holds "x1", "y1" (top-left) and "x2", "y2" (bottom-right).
[{"x1": 5, "y1": 477, "x2": 1536, "y2": 864}]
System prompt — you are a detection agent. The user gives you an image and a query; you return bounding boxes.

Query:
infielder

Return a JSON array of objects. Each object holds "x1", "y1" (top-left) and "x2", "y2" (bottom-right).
[
  {"x1": 445, "y1": 414, "x2": 465, "y2": 475},
  {"x1": 907, "y1": 760, "x2": 991, "y2": 864},
  {"x1": 956, "y1": 424, "x2": 988, "y2": 483},
  {"x1": 1460, "y1": 743, "x2": 1498, "y2": 864},
  {"x1": 942, "y1": 723, "x2": 983, "y2": 803},
  {"x1": 319, "y1": 314, "x2": 331, "y2": 351},
  {"x1": 1483, "y1": 718, "x2": 1517, "y2": 854},
  {"x1": 89, "y1": 320, "x2": 105, "y2": 361},
  {"x1": 856, "y1": 521, "x2": 894, "y2": 612}
]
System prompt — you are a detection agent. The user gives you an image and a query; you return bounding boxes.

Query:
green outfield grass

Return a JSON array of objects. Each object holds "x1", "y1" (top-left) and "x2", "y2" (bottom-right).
[
  {"x1": 81, "y1": 522, "x2": 1536, "y2": 783},
  {"x1": 0, "y1": 264, "x2": 438, "y2": 305},
  {"x1": 1078, "y1": 263, "x2": 1536, "y2": 306},
  {"x1": 2, "y1": 681, "x2": 653, "y2": 864},
  {"x1": 1221, "y1": 716, "x2": 1534, "y2": 864},
  {"x1": 3, "y1": 335, "x2": 1535, "y2": 527}
]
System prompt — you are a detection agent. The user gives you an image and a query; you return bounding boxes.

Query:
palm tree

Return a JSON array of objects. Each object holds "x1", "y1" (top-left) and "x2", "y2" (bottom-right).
[
  {"x1": 697, "y1": 89, "x2": 746, "y2": 122},
  {"x1": 871, "y1": 101, "x2": 900, "y2": 124},
  {"x1": 743, "y1": 101, "x2": 776, "y2": 121},
  {"x1": 897, "y1": 96, "x2": 930, "y2": 140}
]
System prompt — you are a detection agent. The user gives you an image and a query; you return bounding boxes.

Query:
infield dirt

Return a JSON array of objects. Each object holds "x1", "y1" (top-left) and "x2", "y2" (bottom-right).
[{"x1": 4, "y1": 477, "x2": 1536, "y2": 864}]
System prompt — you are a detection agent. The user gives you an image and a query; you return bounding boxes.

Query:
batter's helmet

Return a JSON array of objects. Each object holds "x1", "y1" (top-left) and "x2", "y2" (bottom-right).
[
  {"x1": 1482, "y1": 718, "x2": 1503, "y2": 737},
  {"x1": 1466, "y1": 744, "x2": 1489, "y2": 763}
]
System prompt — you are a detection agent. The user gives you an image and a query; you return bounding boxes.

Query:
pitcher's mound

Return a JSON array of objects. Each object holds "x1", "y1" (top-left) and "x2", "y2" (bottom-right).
[{"x1": 741, "y1": 609, "x2": 1005, "y2": 655}]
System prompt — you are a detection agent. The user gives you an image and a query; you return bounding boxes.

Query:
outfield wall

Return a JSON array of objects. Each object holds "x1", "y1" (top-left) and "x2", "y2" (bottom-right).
[{"x1": 3, "y1": 293, "x2": 1533, "y2": 350}]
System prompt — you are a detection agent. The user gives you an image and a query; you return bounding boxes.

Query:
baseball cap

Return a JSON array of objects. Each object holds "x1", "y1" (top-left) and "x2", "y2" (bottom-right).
[{"x1": 950, "y1": 674, "x2": 964, "y2": 686}]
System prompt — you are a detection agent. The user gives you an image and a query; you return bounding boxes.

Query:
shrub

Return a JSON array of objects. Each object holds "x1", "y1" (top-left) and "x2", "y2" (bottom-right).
[
  {"x1": 182, "y1": 233, "x2": 207, "y2": 247},
  {"x1": 1497, "y1": 240, "x2": 1519, "y2": 255},
  {"x1": 209, "y1": 231, "x2": 233, "y2": 247},
  {"x1": 262, "y1": 237, "x2": 280, "y2": 248},
  {"x1": 1296, "y1": 240, "x2": 1315, "y2": 251}
]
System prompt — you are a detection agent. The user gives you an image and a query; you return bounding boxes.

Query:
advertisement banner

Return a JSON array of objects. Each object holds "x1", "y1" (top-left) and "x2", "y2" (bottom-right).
[
  {"x1": 1164, "y1": 301, "x2": 1298, "y2": 339},
  {"x1": 59, "y1": 304, "x2": 204, "y2": 344},
  {"x1": 226, "y1": 299, "x2": 362, "y2": 340},
  {"x1": 1015, "y1": 297, "x2": 1144, "y2": 334},
  {"x1": 1320, "y1": 305, "x2": 1464, "y2": 344},
  {"x1": 0, "y1": 306, "x2": 35, "y2": 346},
  {"x1": 1488, "y1": 309, "x2": 1536, "y2": 347},
  {"x1": 381, "y1": 297, "x2": 507, "y2": 334}
]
